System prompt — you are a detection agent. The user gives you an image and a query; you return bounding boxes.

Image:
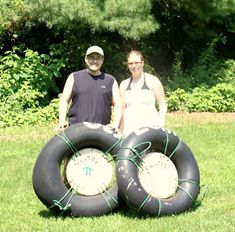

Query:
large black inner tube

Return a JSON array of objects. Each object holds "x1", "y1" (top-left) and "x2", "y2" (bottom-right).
[
  {"x1": 116, "y1": 127, "x2": 200, "y2": 216},
  {"x1": 32, "y1": 122, "x2": 121, "y2": 217}
]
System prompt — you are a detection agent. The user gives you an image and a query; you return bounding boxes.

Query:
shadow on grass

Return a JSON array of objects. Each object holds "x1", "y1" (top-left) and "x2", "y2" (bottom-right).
[
  {"x1": 116, "y1": 201, "x2": 203, "y2": 219},
  {"x1": 38, "y1": 209, "x2": 71, "y2": 219},
  {"x1": 37, "y1": 199, "x2": 203, "y2": 220},
  {"x1": 37, "y1": 205, "x2": 142, "y2": 220}
]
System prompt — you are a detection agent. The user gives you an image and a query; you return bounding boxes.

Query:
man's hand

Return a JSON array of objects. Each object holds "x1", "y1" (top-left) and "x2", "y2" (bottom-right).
[
  {"x1": 55, "y1": 122, "x2": 68, "y2": 133},
  {"x1": 107, "y1": 123, "x2": 119, "y2": 133}
]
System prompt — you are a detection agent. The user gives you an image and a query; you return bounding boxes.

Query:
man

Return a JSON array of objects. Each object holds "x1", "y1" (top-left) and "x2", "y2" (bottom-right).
[{"x1": 57, "y1": 45, "x2": 122, "y2": 132}]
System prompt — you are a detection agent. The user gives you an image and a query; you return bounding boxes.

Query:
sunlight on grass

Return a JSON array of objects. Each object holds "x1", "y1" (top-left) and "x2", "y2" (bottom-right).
[{"x1": 0, "y1": 114, "x2": 234, "y2": 232}]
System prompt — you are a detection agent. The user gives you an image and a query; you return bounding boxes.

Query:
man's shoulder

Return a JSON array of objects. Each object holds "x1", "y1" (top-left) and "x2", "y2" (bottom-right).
[
  {"x1": 103, "y1": 72, "x2": 115, "y2": 79},
  {"x1": 102, "y1": 72, "x2": 117, "y2": 85},
  {"x1": 73, "y1": 69, "x2": 86, "y2": 76},
  {"x1": 72, "y1": 69, "x2": 89, "y2": 81}
]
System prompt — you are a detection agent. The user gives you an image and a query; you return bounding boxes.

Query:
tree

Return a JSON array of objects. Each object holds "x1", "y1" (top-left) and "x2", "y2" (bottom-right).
[
  {"x1": 149, "y1": 0, "x2": 235, "y2": 71},
  {"x1": 0, "y1": 0, "x2": 29, "y2": 35},
  {"x1": 1, "y1": 0, "x2": 235, "y2": 84},
  {"x1": 26, "y1": 0, "x2": 159, "y2": 40}
]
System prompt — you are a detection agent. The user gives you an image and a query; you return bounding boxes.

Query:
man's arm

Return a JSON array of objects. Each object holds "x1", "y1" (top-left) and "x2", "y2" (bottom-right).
[
  {"x1": 111, "y1": 79, "x2": 123, "y2": 131},
  {"x1": 58, "y1": 73, "x2": 74, "y2": 130}
]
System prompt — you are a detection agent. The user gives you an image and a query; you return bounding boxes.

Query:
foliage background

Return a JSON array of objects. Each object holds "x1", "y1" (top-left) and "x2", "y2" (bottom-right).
[{"x1": 0, "y1": 0, "x2": 235, "y2": 127}]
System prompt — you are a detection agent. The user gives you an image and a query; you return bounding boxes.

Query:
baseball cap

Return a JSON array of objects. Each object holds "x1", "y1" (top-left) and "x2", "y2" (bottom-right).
[{"x1": 85, "y1": 46, "x2": 104, "y2": 57}]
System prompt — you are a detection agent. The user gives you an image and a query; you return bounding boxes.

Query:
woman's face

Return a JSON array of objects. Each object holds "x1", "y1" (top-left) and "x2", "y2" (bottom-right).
[{"x1": 127, "y1": 53, "x2": 144, "y2": 77}]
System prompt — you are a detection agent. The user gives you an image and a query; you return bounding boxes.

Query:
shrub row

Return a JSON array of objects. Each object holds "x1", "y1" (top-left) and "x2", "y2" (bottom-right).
[
  {"x1": 2, "y1": 82, "x2": 234, "y2": 128},
  {"x1": 167, "y1": 83, "x2": 235, "y2": 112}
]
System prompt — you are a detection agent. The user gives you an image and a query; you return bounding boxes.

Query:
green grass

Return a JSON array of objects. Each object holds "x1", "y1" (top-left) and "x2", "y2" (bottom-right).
[{"x1": 0, "y1": 114, "x2": 235, "y2": 232}]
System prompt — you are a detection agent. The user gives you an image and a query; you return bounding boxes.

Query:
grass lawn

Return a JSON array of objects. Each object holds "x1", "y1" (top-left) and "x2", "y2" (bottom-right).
[{"x1": 0, "y1": 113, "x2": 234, "y2": 232}]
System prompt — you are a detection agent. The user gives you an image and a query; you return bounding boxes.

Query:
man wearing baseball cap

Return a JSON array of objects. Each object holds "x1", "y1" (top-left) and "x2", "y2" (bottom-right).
[
  {"x1": 85, "y1": 45, "x2": 104, "y2": 57},
  {"x1": 57, "y1": 45, "x2": 122, "y2": 132}
]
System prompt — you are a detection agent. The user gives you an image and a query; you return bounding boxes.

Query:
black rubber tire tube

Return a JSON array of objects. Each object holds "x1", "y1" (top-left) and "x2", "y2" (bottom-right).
[
  {"x1": 32, "y1": 122, "x2": 121, "y2": 217},
  {"x1": 116, "y1": 127, "x2": 200, "y2": 216}
]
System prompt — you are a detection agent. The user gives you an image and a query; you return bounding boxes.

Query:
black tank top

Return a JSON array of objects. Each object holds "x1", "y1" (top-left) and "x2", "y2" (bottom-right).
[{"x1": 68, "y1": 69, "x2": 114, "y2": 125}]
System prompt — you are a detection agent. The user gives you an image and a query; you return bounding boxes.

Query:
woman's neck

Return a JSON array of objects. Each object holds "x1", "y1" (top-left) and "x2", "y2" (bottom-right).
[
  {"x1": 130, "y1": 72, "x2": 145, "y2": 90},
  {"x1": 132, "y1": 71, "x2": 144, "y2": 82}
]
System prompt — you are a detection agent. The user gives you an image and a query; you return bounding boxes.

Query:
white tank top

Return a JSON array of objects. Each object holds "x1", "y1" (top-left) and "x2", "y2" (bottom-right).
[{"x1": 122, "y1": 73, "x2": 159, "y2": 136}]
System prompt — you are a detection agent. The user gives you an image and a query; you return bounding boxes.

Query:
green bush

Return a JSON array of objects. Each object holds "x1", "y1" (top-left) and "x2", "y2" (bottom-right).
[
  {"x1": 0, "y1": 98, "x2": 59, "y2": 128},
  {"x1": 167, "y1": 83, "x2": 235, "y2": 112},
  {"x1": 166, "y1": 88, "x2": 189, "y2": 111},
  {"x1": 167, "y1": 43, "x2": 235, "y2": 113},
  {"x1": 219, "y1": 59, "x2": 235, "y2": 84},
  {"x1": 0, "y1": 46, "x2": 64, "y2": 128}
]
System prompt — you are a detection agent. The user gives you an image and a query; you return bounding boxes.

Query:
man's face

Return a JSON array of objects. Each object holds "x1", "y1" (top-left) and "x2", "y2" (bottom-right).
[{"x1": 85, "y1": 53, "x2": 104, "y2": 72}]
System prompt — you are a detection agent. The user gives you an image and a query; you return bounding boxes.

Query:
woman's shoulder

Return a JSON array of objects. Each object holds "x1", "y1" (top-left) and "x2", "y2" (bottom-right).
[
  {"x1": 145, "y1": 72, "x2": 161, "y2": 86},
  {"x1": 120, "y1": 78, "x2": 131, "y2": 89},
  {"x1": 144, "y1": 72, "x2": 158, "y2": 80}
]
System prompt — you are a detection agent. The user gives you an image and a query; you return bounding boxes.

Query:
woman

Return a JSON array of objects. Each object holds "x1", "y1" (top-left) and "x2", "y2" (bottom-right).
[{"x1": 119, "y1": 50, "x2": 167, "y2": 135}]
